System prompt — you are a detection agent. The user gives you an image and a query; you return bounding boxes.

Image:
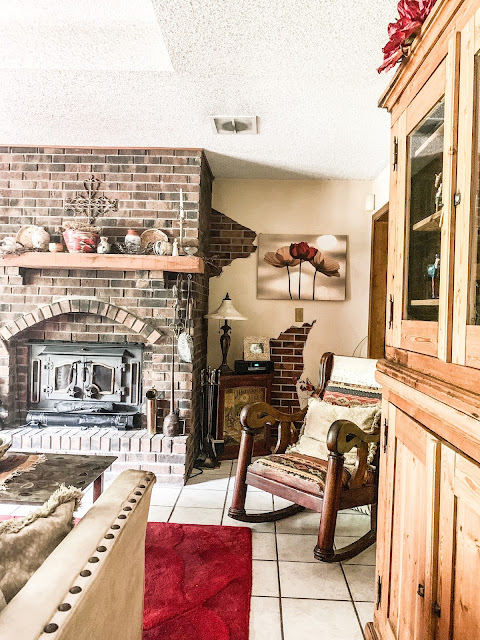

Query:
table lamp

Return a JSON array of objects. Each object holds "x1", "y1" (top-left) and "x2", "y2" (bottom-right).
[{"x1": 205, "y1": 293, "x2": 247, "y2": 374}]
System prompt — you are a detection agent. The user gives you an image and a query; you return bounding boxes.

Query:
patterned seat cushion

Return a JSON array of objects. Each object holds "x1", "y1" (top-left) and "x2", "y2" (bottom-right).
[{"x1": 248, "y1": 453, "x2": 375, "y2": 497}]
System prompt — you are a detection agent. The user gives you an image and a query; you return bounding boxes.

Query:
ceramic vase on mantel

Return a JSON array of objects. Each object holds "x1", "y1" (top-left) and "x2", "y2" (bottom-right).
[
  {"x1": 63, "y1": 229, "x2": 100, "y2": 253},
  {"x1": 125, "y1": 229, "x2": 141, "y2": 254}
]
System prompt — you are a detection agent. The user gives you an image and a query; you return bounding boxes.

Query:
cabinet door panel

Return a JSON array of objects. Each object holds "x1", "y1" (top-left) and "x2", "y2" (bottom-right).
[
  {"x1": 386, "y1": 122, "x2": 399, "y2": 348},
  {"x1": 392, "y1": 33, "x2": 459, "y2": 359},
  {"x1": 437, "y1": 447, "x2": 480, "y2": 639},
  {"x1": 375, "y1": 406, "x2": 440, "y2": 640},
  {"x1": 453, "y1": 12, "x2": 480, "y2": 367}
]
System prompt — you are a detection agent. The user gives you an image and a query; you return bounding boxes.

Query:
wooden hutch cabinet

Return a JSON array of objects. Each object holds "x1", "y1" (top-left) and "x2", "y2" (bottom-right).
[{"x1": 367, "y1": 2, "x2": 480, "y2": 639}]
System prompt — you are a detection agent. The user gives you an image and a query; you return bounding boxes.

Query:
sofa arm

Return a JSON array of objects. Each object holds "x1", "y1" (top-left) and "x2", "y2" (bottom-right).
[{"x1": 0, "y1": 469, "x2": 154, "y2": 640}]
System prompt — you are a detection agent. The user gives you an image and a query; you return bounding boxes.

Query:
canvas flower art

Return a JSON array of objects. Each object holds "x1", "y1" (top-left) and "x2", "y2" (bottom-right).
[{"x1": 259, "y1": 235, "x2": 344, "y2": 301}]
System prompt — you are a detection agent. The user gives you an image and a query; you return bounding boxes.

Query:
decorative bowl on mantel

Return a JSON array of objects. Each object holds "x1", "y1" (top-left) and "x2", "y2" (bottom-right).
[
  {"x1": 63, "y1": 229, "x2": 100, "y2": 253},
  {"x1": 0, "y1": 435, "x2": 12, "y2": 461}
]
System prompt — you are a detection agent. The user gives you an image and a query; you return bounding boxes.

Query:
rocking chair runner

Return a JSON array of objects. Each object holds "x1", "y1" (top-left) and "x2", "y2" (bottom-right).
[{"x1": 228, "y1": 352, "x2": 381, "y2": 563}]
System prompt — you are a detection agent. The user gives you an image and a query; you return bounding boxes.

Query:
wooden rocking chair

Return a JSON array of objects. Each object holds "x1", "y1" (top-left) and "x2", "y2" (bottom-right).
[{"x1": 228, "y1": 352, "x2": 381, "y2": 562}]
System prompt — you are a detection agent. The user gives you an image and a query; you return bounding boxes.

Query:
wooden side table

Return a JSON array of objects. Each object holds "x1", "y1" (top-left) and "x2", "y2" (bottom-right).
[{"x1": 217, "y1": 373, "x2": 273, "y2": 459}]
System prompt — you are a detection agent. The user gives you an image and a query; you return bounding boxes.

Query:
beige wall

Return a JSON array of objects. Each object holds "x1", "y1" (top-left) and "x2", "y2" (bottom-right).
[
  {"x1": 208, "y1": 179, "x2": 374, "y2": 385},
  {"x1": 373, "y1": 165, "x2": 389, "y2": 212}
]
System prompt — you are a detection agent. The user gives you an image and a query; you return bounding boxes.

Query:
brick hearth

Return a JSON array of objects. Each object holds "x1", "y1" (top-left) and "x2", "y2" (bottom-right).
[
  {"x1": 8, "y1": 426, "x2": 191, "y2": 485},
  {"x1": 0, "y1": 146, "x2": 213, "y2": 484}
]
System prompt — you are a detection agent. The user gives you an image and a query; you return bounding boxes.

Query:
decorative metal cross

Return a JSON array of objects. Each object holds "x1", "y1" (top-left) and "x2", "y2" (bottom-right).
[{"x1": 64, "y1": 175, "x2": 118, "y2": 224}]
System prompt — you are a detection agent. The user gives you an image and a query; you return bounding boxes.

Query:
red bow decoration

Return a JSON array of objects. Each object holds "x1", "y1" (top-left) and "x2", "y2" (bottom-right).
[{"x1": 378, "y1": 0, "x2": 436, "y2": 73}]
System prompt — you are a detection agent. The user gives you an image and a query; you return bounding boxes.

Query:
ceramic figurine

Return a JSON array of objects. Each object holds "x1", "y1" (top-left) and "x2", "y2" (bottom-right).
[
  {"x1": 125, "y1": 229, "x2": 141, "y2": 253},
  {"x1": 426, "y1": 254, "x2": 440, "y2": 299},
  {"x1": 172, "y1": 238, "x2": 179, "y2": 256},
  {"x1": 31, "y1": 226, "x2": 50, "y2": 251},
  {"x1": 97, "y1": 236, "x2": 111, "y2": 254}
]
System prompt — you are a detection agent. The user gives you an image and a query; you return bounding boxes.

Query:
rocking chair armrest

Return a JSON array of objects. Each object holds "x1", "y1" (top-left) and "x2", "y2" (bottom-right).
[
  {"x1": 240, "y1": 402, "x2": 307, "y2": 434},
  {"x1": 326, "y1": 419, "x2": 380, "y2": 490},
  {"x1": 239, "y1": 402, "x2": 307, "y2": 455},
  {"x1": 326, "y1": 419, "x2": 380, "y2": 455}
]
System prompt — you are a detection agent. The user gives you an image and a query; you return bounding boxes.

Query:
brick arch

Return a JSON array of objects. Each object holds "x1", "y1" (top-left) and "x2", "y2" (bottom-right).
[{"x1": 0, "y1": 297, "x2": 164, "y2": 345}]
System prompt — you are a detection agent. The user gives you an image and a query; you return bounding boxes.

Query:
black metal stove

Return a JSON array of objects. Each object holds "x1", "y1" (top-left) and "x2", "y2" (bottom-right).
[{"x1": 27, "y1": 341, "x2": 143, "y2": 429}]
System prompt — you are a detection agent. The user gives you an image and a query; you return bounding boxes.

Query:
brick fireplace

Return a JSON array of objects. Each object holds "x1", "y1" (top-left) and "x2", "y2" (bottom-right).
[{"x1": 0, "y1": 146, "x2": 213, "y2": 484}]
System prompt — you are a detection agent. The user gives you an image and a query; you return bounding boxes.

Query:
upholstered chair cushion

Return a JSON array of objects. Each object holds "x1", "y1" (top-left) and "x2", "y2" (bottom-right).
[
  {"x1": 288, "y1": 398, "x2": 381, "y2": 469},
  {"x1": 0, "y1": 485, "x2": 82, "y2": 610}
]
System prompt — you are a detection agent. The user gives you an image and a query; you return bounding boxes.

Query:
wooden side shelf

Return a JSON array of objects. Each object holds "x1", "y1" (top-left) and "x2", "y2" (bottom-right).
[{"x1": 0, "y1": 252, "x2": 205, "y2": 274}]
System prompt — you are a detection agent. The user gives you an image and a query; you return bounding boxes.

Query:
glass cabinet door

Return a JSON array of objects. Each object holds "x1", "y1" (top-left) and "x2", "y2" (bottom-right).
[
  {"x1": 406, "y1": 99, "x2": 445, "y2": 321},
  {"x1": 453, "y1": 16, "x2": 480, "y2": 368},
  {"x1": 391, "y1": 36, "x2": 458, "y2": 360},
  {"x1": 392, "y1": 54, "x2": 453, "y2": 358}
]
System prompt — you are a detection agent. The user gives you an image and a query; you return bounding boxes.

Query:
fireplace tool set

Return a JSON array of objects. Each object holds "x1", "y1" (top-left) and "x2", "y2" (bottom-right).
[
  {"x1": 197, "y1": 367, "x2": 222, "y2": 468},
  {"x1": 161, "y1": 274, "x2": 194, "y2": 437}
]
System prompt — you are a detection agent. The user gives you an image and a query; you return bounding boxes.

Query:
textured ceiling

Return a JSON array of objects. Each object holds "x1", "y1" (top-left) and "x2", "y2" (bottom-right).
[{"x1": 0, "y1": 0, "x2": 398, "y2": 179}]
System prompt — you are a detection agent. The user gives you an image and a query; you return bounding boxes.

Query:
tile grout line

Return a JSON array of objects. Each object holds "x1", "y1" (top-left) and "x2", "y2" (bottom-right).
[
  {"x1": 339, "y1": 561, "x2": 366, "y2": 640},
  {"x1": 220, "y1": 462, "x2": 234, "y2": 523},
  {"x1": 166, "y1": 476, "x2": 186, "y2": 523},
  {"x1": 273, "y1": 518, "x2": 286, "y2": 640}
]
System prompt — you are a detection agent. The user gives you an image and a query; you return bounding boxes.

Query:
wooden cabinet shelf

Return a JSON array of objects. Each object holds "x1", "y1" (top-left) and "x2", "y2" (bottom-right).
[
  {"x1": 414, "y1": 122, "x2": 444, "y2": 157},
  {"x1": 0, "y1": 252, "x2": 204, "y2": 274},
  {"x1": 410, "y1": 299, "x2": 440, "y2": 306},
  {"x1": 412, "y1": 210, "x2": 442, "y2": 231}
]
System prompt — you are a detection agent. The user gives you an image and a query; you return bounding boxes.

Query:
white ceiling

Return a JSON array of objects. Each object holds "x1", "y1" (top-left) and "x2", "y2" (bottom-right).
[{"x1": 0, "y1": 0, "x2": 398, "y2": 180}]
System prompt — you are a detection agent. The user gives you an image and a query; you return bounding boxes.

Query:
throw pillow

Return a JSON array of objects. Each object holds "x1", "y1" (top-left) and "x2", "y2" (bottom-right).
[
  {"x1": 0, "y1": 485, "x2": 82, "y2": 611},
  {"x1": 289, "y1": 398, "x2": 381, "y2": 470},
  {"x1": 323, "y1": 380, "x2": 382, "y2": 407}
]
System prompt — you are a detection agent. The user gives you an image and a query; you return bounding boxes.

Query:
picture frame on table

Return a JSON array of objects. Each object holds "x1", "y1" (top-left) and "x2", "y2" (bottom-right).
[{"x1": 243, "y1": 336, "x2": 270, "y2": 361}]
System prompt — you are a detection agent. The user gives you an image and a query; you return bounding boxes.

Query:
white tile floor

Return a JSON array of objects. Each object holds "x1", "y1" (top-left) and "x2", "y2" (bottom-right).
[
  {"x1": 155, "y1": 460, "x2": 375, "y2": 640},
  {"x1": 3, "y1": 459, "x2": 376, "y2": 639}
]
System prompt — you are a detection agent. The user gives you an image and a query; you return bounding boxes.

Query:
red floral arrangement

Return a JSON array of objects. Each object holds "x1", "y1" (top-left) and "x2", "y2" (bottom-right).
[
  {"x1": 289, "y1": 242, "x2": 318, "y2": 261},
  {"x1": 378, "y1": 0, "x2": 437, "y2": 73}
]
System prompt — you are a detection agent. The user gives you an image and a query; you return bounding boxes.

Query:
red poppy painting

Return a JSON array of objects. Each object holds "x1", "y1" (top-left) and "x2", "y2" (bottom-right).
[{"x1": 258, "y1": 234, "x2": 346, "y2": 300}]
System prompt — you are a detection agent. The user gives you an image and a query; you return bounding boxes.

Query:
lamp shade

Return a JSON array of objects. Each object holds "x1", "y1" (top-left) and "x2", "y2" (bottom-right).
[{"x1": 205, "y1": 293, "x2": 247, "y2": 321}]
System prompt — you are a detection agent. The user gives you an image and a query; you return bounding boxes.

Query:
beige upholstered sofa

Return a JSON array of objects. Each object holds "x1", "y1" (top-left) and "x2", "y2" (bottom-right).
[{"x1": 0, "y1": 469, "x2": 154, "y2": 640}]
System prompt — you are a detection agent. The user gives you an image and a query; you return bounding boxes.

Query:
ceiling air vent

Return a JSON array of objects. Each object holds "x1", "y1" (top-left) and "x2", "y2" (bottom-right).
[{"x1": 210, "y1": 116, "x2": 258, "y2": 135}]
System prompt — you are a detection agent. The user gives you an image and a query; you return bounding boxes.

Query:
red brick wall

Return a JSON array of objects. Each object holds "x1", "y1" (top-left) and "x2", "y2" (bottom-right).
[
  {"x1": 0, "y1": 146, "x2": 205, "y2": 247},
  {"x1": 209, "y1": 208, "x2": 256, "y2": 273},
  {"x1": 270, "y1": 322, "x2": 315, "y2": 411},
  {"x1": 0, "y1": 146, "x2": 213, "y2": 481}
]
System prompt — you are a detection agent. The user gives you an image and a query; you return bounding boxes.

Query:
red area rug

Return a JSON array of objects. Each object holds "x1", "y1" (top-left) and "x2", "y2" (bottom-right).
[
  {"x1": 0, "y1": 517, "x2": 252, "y2": 639},
  {"x1": 143, "y1": 522, "x2": 252, "y2": 640}
]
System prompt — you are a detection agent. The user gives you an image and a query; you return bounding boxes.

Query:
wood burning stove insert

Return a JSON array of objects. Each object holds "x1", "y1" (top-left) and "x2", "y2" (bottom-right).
[{"x1": 27, "y1": 341, "x2": 143, "y2": 428}]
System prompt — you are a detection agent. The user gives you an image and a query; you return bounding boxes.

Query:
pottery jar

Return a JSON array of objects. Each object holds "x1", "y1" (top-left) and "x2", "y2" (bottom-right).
[
  {"x1": 31, "y1": 227, "x2": 50, "y2": 251},
  {"x1": 125, "y1": 229, "x2": 141, "y2": 253}
]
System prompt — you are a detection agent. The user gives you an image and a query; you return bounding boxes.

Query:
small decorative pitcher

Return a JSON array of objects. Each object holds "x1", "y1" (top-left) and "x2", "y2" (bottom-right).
[{"x1": 97, "y1": 236, "x2": 111, "y2": 254}]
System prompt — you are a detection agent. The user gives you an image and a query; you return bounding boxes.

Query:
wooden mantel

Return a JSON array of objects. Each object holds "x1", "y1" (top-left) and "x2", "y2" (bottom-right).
[{"x1": 0, "y1": 252, "x2": 205, "y2": 274}]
